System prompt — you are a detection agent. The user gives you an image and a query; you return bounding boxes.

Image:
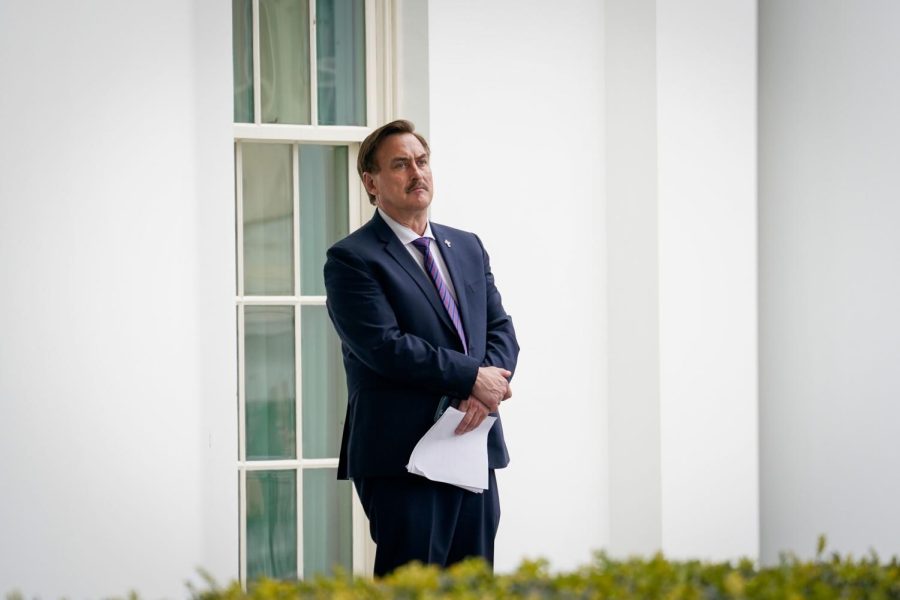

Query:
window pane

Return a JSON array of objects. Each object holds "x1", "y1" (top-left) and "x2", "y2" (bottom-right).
[
  {"x1": 301, "y1": 305, "x2": 346, "y2": 459},
  {"x1": 303, "y1": 469, "x2": 352, "y2": 577},
  {"x1": 242, "y1": 143, "x2": 294, "y2": 295},
  {"x1": 316, "y1": 0, "x2": 366, "y2": 125},
  {"x1": 232, "y1": 0, "x2": 254, "y2": 123},
  {"x1": 245, "y1": 306, "x2": 296, "y2": 460},
  {"x1": 299, "y1": 145, "x2": 349, "y2": 295},
  {"x1": 247, "y1": 470, "x2": 298, "y2": 581},
  {"x1": 260, "y1": 0, "x2": 311, "y2": 124}
]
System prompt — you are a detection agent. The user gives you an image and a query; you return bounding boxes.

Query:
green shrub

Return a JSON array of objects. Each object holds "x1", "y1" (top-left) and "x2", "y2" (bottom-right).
[
  {"x1": 8, "y1": 538, "x2": 900, "y2": 599},
  {"x1": 184, "y1": 537, "x2": 900, "y2": 599}
]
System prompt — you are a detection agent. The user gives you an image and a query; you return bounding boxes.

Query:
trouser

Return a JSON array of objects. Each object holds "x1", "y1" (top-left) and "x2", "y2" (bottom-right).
[{"x1": 353, "y1": 470, "x2": 500, "y2": 577}]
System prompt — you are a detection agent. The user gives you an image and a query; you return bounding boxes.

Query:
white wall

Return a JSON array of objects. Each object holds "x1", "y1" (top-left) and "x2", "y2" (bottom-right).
[
  {"x1": 17, "y1": 0, "x2": 899, "y2": 590},
  {"x1": 656, "y1": 0, "x2": 759, "y2": 560},
  {"x1": 428, "y1": 0, "x2": 610, "y2": 571},
  {"x1": 759, "y1": 0, "x2": 900, "y2": 564},
  {"x1": 0, "y1": 1, "x2": 236, "y2": 597}
]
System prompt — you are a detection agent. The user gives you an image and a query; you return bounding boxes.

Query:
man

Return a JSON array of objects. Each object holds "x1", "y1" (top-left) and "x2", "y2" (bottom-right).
[{"x1": 324, "y1": 120, "x2": 519, "y2": 576}]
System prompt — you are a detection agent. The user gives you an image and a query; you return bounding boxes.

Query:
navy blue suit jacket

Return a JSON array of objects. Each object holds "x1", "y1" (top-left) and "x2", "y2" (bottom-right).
[{"x1": 324, "y1": 210, "x2": 519, "y2": 479}]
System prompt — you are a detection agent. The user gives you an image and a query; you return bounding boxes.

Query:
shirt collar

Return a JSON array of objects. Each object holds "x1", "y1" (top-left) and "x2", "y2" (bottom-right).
[{"x1": 378, "y1": 207, "x2": 435, "y2": 246}]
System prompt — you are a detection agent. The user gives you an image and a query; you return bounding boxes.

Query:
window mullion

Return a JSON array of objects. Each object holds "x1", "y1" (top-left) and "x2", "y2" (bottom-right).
[
  {"x1": 296, "y1": 466, "x2": 304, "y2": 579},
  {"x1": 237, "y1": 304, "x2": 247, "y2": 463},
  {"x1": 252, "y1": 0, "x2": 261, "y2": 124},
  {"x1": 365, "y1": 0, "x2": 377, "y2": 127},
  {"x1": 309, "y1": 0, "x2": 319, "y2": 126},
  {"x1": 293, "y1": 140, "x2": 304, "y2": 579},
  {"x1": 234, "y1": 124, "x2": 372, "y2": 143}
]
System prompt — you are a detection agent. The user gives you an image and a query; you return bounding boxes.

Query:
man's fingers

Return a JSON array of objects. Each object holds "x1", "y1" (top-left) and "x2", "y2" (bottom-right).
[
  {"x1": 503, "y1": 384, "x2": 513, "y2": 401},
  {"x1": 456, "y1": 404, "x2": 477, "y2": 434},
  {"x1": 475, "y1": 395, "x2": 499, "y2": 413},
  {"x1": 469, "y1": 411, "x2": 486, "y2": 431},
  {"x1": 456, "y1": 401, "x2": 486, "y2": 434}
]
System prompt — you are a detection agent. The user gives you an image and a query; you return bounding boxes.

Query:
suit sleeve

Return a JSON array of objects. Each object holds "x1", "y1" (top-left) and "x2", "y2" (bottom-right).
[
  {"x1": 476, "y1": 235, "x2": 520, "y2": 377},
  {"x1": 324, "y1": 243, "x2": 481, "y2": 398}
]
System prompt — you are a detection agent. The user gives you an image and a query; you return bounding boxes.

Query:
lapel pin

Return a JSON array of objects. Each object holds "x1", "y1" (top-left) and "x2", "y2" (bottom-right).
[{"x1": 444, "y1": 239, "x2": 452, "y2": 248}]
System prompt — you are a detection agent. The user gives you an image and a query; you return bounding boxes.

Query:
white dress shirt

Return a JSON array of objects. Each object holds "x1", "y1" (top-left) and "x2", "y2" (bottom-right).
[{"x1": 377, "y1": 207, "x2": 460, "y2": 304}]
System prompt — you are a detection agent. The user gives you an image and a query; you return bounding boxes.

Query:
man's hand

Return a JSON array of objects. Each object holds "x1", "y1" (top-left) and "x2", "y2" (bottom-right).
[
  {"x1": 456, "y1": 397, "x2": 490, "y2": 435},
  {"x1": 472, "y1": 366, "x2": 511, "y2": 411}
]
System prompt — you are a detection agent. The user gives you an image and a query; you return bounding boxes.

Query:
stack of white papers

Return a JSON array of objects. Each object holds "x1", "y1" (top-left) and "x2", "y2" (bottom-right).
[{"x1": 406, "y1": 407, "x2": 496, "y2": 493}]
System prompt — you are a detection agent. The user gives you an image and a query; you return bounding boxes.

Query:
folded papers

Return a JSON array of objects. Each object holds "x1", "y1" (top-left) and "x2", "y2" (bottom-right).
[{"x1": 406, "y1": 407, "x2": 496, "y2": 493}]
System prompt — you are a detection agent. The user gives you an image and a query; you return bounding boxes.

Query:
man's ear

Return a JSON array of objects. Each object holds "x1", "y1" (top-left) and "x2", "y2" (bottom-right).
[{"x1": 362, "y1": 172, "x2": 378, "y2": 198}]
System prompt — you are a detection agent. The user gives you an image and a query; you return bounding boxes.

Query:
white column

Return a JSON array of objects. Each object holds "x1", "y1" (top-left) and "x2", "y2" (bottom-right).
[
  {"x1": 605, "y1": 0, "x2": 663, "y2": 557},
  {"x1": 656, "y1": 0, "x2": 759, "y2": 560}
]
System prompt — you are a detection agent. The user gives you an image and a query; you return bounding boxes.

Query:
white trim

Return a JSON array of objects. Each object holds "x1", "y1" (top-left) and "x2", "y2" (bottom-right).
[
  {"x1": 309, "y1": 0, "x2": 319, "y2": 126},
  {"x1": 296, "y1": 466, "x2": 304, "y2": 579},
  {"x1": 237, "y1": 303, "x2": 247, "y2": 463},
  {"x1": 251, "y1": 0, "x2": 261, "y2": 124},
  {"x1": 236, "y1": 295, "x2": 327, "y2": 305},
  {"x1": 300, "y1": 458, "x2": 341, "y2": 469},
  {"x1": 351, "y1": 490, "x2": 368, "y2": 575},
  {"x1": 233, "y1": 124, "x2": 372, "y2": 143},
  {"x1": 239, "y1": 458, "x2": 339, "y2": 470},
  {"x1": 292, "y1": 144, "x2": 301, "y2": 297},
  {"x1": 235, "y1": 143, "x2": 245, "y2": 298},
  {"x1": 365, "y1": 0, "x2": 377, "y2": 127},
  {"x1": 293, "y1": 306, "x2": 303, "y2": 473}
]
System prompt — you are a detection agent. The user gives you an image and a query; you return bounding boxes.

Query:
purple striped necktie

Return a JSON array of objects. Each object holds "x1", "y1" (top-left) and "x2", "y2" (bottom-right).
[{"x1": 411, "y1": 237, "x2": 468, "y2": 355}]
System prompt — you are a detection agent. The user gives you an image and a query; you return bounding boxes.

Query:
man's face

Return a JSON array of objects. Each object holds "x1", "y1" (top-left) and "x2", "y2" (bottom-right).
[{"x1": 364, "y1": 133, "x2": 433, "y2": 216}]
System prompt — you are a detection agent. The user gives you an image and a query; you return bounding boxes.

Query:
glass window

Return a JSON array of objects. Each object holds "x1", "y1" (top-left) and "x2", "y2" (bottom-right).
[
  {"x1": 246, "y1": 470, "x2": 298, "y2": 581},
  {"x1": 299, "y1": 144, "x2": 349, "y2": 295},
  {"x1": 242, "y1": 142, "x2": 294, "y2": 296},
  {"x1": 301, "y1": 305, "x2": 347, "y2": 459},
  {"x1": 303, "y1": 469, "x2": 353, "y2": 576},
  {"x1": 245, "y1": 306, "x2": 296, "y2": 460},
  {"x1": 232, "y1": 0, "x2": 254, "y2": 123},
  {"x1": 316, "y1": 0, "x2": 366, "y2": 126},
  {"x1": 237, "y1": 141, "x2": 357, "y2": 580},
  {"x1": 260, "y1": 0, "x2": 311, "y2": 124},
  {"x1": 234, "y1": 0, "x2": 374, "y2": 582},
  {"x1": 232, "y1": 0, "x2": 367, "y2": 127}
]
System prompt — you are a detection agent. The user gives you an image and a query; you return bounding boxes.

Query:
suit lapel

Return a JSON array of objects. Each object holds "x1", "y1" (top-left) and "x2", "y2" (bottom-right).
[{"x1": 372, "y1": 212, "x2": 457, "y2": 334}]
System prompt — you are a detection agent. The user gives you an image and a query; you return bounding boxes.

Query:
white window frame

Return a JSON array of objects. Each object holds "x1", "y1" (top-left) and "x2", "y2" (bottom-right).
[{"x1": 233, "y1": 0, "x2": 398, "y2": 582}]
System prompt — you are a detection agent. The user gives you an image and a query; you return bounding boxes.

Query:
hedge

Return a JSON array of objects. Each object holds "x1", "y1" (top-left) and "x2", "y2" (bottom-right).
[
  {"x1": 183, "y1": 537, "x2": 900, "y2": 600},
  {"x1": 8, "y1": 538, "x2": 900, "y2": 599}
]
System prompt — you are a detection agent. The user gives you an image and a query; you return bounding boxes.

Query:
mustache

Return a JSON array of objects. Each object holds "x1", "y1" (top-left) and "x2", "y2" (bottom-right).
[{"x1": 406, "y1": 181, "x2": 429, "y2": 193}]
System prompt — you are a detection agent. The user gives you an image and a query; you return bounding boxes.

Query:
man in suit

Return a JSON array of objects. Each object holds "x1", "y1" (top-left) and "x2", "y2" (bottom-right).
[{"x1": 324, "y1": 120, "x2": 519, "y2": 576}]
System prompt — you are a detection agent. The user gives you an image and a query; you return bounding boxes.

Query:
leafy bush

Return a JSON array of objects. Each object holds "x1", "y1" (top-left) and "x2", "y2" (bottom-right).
[
  {"x1": 7, "y1": 538, "x2": 900, "y2": 599},
  {"x1": 186, "y1": 537, "x2": 900, "y2": 599}
]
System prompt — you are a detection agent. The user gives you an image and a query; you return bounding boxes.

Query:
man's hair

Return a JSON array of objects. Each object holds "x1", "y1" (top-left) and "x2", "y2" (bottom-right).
[{"x1": 357, "y1": 119, "x2": 430, "y2": 205}]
